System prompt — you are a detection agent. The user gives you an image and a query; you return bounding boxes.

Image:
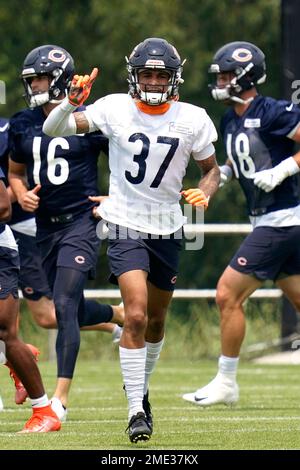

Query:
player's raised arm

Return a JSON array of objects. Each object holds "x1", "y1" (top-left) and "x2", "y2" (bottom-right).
[{"x1": 43, "y1": 68, "x2": 98, "y2": 137}]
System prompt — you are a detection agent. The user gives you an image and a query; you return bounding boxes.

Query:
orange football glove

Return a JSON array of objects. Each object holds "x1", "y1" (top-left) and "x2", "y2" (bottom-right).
[
  {"x1": 68, "y1": 67, "x2": 99, "y2": 106},
  {"x1": 181, "y1": 188, "x2": 210, "y2": 209}
]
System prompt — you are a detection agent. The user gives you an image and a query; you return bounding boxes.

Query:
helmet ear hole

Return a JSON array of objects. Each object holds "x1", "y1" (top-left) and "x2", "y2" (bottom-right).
[{"x1": 52, "y1": 87, "x2": 61, "y2": 98}]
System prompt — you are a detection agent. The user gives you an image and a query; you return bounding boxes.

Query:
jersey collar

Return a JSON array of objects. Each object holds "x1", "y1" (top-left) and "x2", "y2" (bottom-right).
[{"x1": 134, "y1": 100, "x2": 171, "y2": 115}]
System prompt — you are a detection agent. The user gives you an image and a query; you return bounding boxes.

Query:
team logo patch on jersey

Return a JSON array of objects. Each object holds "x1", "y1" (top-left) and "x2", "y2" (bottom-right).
[
  {"x1": 48, "y1": 49, "x2": 66, "y2": 62},
  {"x1": 170, "y1": 275, "x2": 177, "y2": 284},
  {"x1": 237, "y1": 257, "x2": 247, "y2": 266},
  {"x1": 75, "y1": 255, "x2": 85, "y2": 264},
  {"x1": 169, "y1": 122, "x2": 193, "y2": 135},
  {"x1": 244, "y1": 118, "x2": 261, "y2": 128},
  {"x1": 232, "y1": 48, "x2": 253, "y2": 62},
  {"x1": 24, "y1": 287, "x2": 34, "y2": 295}
]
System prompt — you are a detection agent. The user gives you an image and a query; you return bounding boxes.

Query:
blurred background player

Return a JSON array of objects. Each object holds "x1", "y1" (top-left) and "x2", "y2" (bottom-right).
[
  {"x1": 182, "y1": 41, "x2": 300, "y2": 406},
  {"x1": 0, "y1": 116, "x2": 123, "y2": 410},
  {"x1": 8, "y1": 45, "x2": 123, "y2": 420},
  {"x1": 42, "y1": 37, "x2": 220, "y2": 442},
  {"x1": 0, "y1": 164, "x2": 60, "y2": 432}
]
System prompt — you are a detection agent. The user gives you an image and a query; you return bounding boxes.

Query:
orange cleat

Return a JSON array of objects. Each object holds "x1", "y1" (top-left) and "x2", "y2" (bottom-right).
[
  {"x1": 18, "y1": 405, "x2": 61, "y2": 433},
  {"x1": 5, "y1": 343, "x2": 40, "y2": 405}
]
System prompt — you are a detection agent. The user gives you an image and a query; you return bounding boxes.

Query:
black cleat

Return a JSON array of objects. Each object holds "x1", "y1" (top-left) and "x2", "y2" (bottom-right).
[
  {"x1": 143, "y1": 391, "x2": 153, "y2": 433},
  {"x1": 126, "y1": 412, "x2": 152, "y2": 443}
]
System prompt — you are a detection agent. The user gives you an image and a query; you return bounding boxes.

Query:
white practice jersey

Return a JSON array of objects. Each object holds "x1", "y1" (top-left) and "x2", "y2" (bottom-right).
[
  {"x1": 85, "y1": 94, "x2": 217, "y2": 235},
  {"x1": 0, "y1": 225, "x2": 18, "y2": 251}
]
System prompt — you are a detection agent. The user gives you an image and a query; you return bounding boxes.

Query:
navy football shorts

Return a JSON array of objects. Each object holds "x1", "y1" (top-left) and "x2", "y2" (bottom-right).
[
  {"x1": 12, "y1": 229, "x2": 52, "y2": 301},
  {"x1": 36, "y1": 210, "x2": 100, "y2": 289},
  {"x1": 0, "y1": 246, "x2": 19, "y2": 299},
  {"x1": 107, "y1": 224, "x2": 182, "y2": 291},
  {"x1": 230, "y1": 225, "x2": 300, "y2": 281}
]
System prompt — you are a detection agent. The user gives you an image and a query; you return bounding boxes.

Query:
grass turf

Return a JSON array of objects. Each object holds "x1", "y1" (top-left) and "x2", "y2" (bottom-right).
[{"x1": 0, "y1": 359, "x2": 300, "y2": 450}]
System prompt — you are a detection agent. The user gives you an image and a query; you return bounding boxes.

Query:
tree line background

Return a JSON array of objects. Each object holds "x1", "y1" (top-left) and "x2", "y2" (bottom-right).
[{"x1": 0, "y1": 0, "x2": 282, "y2": 292}]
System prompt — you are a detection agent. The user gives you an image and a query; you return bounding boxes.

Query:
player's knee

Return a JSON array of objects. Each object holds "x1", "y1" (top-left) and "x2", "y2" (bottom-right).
[
  {"x1": 147, "y1": 316, "x2": 165, "y2": 336},
  {"x1": 0, "y1": 326, "x2": 13, "y2": 342},
  {"x1": 28, "y1": 299, "x2": 56, "y2": 329},
  {"x1": 216, "y1": 283, "x2": 236, "y2": 311},
  {"x1": 54, "y1": 295, "x2": 73, "y2": 319},
  {"x1": 125, "y1": 309, "x2": 147, "y2": 332},
  {"x1": 34, "y1": 314, "x2": 56, "y2": 329}
]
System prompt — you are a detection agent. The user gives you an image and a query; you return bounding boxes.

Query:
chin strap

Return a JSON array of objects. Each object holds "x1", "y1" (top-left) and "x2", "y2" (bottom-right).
[
  {"x1": 230, "y1": 95, "x2": 255, "y2": 105},
  {"x1": 49, "y1": 98, "x2": 65, "y2": 105},
  {"x1": 30, "y1": 93, "x2": 65, "y2": 108},
  {"x1": 134, "y1": 100, "x2": 172, "y2": 115}
]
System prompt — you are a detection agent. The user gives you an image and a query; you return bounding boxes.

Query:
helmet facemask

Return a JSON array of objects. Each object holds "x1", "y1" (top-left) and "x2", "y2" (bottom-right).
[
  {"x1": 126, "y1": 38, "x2": 184, "y2": 106},
  {"x1": 22, "y1": 75, "x2": 51, "y2": 108},
  {"x1": 21, "y1": 45, "x2": 74, "y2": 108},
  {"x1": 22, "y1": 67, "x2": 72, "y2": 108}
]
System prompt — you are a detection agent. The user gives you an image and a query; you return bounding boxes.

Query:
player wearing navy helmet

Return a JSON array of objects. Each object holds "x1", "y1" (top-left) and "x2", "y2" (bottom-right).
[
  {"x1": 42, "y1": 37, "x2": 220, "y2": 442},
  {"x1": 183, "y1": 41, "x2": 300, "y2": 407},
  {"x1": 9, "y1": 45, "x2": 124, "y2": 422}
]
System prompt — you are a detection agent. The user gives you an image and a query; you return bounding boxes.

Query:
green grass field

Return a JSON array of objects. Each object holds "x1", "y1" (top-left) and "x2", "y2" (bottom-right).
[{"x1": 0, "y1": 359, "x2": 300, "y2": 450}]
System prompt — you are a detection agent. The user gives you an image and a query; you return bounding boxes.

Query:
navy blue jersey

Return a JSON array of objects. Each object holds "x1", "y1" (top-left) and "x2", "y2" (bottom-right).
[
  {"x1": 221, "y1": 95, "x2": 300, "y2": 216},
  {"x1": 9, "y1": 106, "x2": 108, "y2": 225},
  {"x1": 0, "y1": 118, "x2": 9, "y2": 180},
  {"x1": 0, "y1": 117, "x2": 34, "y2": 225}
]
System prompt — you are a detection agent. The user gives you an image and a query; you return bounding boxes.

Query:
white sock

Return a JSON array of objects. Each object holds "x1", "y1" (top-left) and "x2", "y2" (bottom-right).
[
  {"x1": 30, "y1": 394, "x2": 49, "y2": 409},
  {"x1": 143, "y1": 337, "x2": 164, "y2": 395},
  {"x1": 119, "y1": 346, "x2": 146, "y2": 420},
  {"x1": 218, "y1": 355, "x2": 239, "y2": 380}
]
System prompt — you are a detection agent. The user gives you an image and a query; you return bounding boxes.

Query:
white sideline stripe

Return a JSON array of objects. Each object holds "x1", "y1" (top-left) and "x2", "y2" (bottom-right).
[
  {"x1": 1, "y1": 419, "x2": 300, "y2": 433},
  {"x1": 67, "y1": 416, "x2": 300, "y2": 423},
  {"x1": 72, "y1": 383, "x2": 299, "y2": 394}
]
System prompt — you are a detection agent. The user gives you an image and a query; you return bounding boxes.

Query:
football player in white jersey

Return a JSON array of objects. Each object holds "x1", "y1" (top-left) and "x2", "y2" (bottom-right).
[{"x1": 43, "y1": 37, "x2": 220, "y2": 442}]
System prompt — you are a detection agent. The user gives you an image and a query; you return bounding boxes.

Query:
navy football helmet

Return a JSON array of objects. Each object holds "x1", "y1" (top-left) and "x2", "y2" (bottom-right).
[
  {"x1": 21, "y1": 45, "x2": 75, "y2": 108},
  {"x1": 208, "y1": 41, "x2": 266, "y2": 103},
  {"x1": 126, "y1": 37, "x2": 184, "y2": 105}
]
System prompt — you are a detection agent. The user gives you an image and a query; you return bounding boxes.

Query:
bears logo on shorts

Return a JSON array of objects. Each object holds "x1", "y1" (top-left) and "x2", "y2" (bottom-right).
[{"x1": 237, "y1": 257, "x2": 247, "y2": 266}]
